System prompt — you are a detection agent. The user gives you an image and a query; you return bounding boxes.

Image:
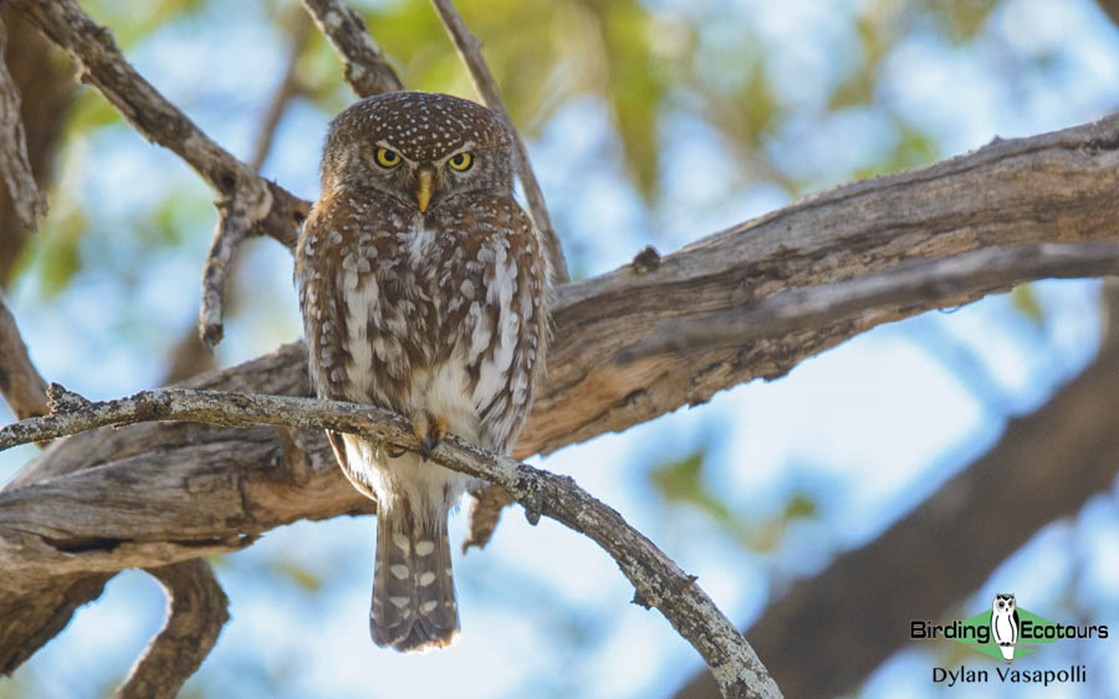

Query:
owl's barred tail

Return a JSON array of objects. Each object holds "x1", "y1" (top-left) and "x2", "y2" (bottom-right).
[{"x1": 371, "y1": 504, "x2": 459, "y2": 652}]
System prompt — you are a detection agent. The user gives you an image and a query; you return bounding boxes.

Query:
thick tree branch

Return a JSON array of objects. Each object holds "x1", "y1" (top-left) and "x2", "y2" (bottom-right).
[
  {"x1": 430, "y1": 0, "x2": 569, "y2": 284},
  {"x1": 0, "y1": 7, "x2": 73, "y2": 286},
  {"x1": 621, "y1": 240, "x2": 1119, "y2": 361},
  {"x1": 299, "y1": 0, "x2": 404, "y2": 96},
  {"x1": 3, "y1": 113, "x2": 1119, "y2": 683},
  {"x1": 0, "y1": 15, "x2": 46, "y2": 232},
  {"x1": 1, "y1": 386, "x2": 781, "y2": 699},
  {"x1": 113, "y1": 560, "x2": 229, "y2": 699},
  {"x1": 0, "y1": 296, "x2": 47, "y2": 420},
  {"x1": 675, "y1": 341, "x2": 1119, "y2": 699}
]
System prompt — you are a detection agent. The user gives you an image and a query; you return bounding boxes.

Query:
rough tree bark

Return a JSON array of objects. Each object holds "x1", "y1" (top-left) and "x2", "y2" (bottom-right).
[
  {"x1": 3, "y1": 0, "x2": 1119, "y2": 696},
  {"x1": 674, "y1": 341, "x2": 1119, "y2": 699},
  {"x1": 2, "y1": 110, "x2": 1118, "y2": 690}
]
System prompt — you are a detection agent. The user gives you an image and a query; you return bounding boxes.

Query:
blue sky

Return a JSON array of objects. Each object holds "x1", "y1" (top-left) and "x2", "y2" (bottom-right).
[{"x1": 3, "y1": 0, "x2": 1119, "y2": 697}]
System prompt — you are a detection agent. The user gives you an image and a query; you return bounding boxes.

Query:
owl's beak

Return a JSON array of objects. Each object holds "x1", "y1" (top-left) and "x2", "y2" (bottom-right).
[{"x1": 416, "y1": 169, "x2": 434, "y2": 213}]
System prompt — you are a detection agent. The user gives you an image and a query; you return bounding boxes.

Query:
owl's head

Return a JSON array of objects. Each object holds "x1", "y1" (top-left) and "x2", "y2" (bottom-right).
[
  {"x1": 321, "y1": 91, "x2": 514, "y2": 212},
  {"x1": 993, "y1": 594, "x2": 1016, "y2": 613}
]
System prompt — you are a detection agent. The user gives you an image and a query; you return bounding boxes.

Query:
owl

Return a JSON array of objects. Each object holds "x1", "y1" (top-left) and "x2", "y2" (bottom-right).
[
  {"x1": 991, "y1": 593, "x2": 1019, "y2": 663},
  {"x1": 294, "y1": 92, "x2": 548, "y2": 651}
]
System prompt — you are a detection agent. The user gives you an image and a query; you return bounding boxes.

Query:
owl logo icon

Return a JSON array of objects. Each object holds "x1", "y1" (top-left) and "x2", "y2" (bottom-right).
[{"x1": 991, "y1": 593, "x2": 1020, "y2": 662}]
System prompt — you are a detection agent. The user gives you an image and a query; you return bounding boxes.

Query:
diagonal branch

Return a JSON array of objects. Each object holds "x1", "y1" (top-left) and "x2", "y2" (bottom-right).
[
  {"x1": 0, "y1": 386, "x2": 782, "y2": 699},
  {"x1": 0, "y1": 296, "x2": 47, "y2": 420},
  {"x1": 10, "y1": 0, "x2": 311, "y2": 345},
  {"x1": 113, "y1": 560, "x2": 229, "y2": 699},
  {"x1": 250, "y1": 10, "x2": 312, "y2": 173},
  {"x1": 10, "y1": 0, "x2": 308, "y2": 248},
  {"x1": 620, "y1": 240, "x2": 1119, "y2": 362},
  {"x1": 299, "y1": 0, "x2": 403, "y2": 96},
  {"x1": 675, "y1": 340, "x2": 1119, "y2": 699},
  {"x1": 4, "y1": 111, "x2": 1119, "y2": 684},
  {"x1": 0, "y1": 14, "x2": 47, "y2": 232},
  {"x1": 429, "y1": 0, "x2": 569, "y2": 284}
]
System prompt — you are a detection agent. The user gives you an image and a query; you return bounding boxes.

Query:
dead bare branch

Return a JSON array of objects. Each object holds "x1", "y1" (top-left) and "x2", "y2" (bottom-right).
[
  {"x1": 429, "y1": 0, "x2": 569, "y2": 284},
  {"x1": 0, "y1": 14, "x2": 46, "y2": 231},
  {"x1": 250, "y1": 11, "x2": 312, "y2": 173},
  {"x1": 0, "y1": 296, "x2": 47, "y2": 420},
  {"x1": 620, "y1": 240, "x2": 1119, "y2": 362},
  {"x1": 1, "y1": 386, "x2": 782, "y2": 699},
  {"x1": 299, "y1": 0, "x2": 404, "y2": 96},
  {"x1": 199, "y1": 187, "x2": 273, "y2": 346},
  {"x1": 113, "y1": 560, "x2": 229, "y2": 699},
  {"x1": 9, "y1": 0, "x2": 309, "y2": 249}
]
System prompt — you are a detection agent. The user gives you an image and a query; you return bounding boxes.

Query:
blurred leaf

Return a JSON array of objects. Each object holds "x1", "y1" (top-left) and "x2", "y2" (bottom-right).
[
  {"x1": 783, "y1": 492, "x2": 817, "y2": 521},
  {"x1": 649, "y1": 450, "x2": 733, "y2": 525},
  {"x1": 934, "y1": 0, "x2": 997, "y2": 43},
  {"x1": 35, "y1": 208, "x2": 86, "y2": 298},
  {"x1": 1011, "y1": 284, "x2": 1046, "y2": 328},
  {"x1": 272, "y1": 558, "x2": 324, "y2": 593},
  {"x1": 83, "y1": 0, "x2": 208, "y2": 47}
]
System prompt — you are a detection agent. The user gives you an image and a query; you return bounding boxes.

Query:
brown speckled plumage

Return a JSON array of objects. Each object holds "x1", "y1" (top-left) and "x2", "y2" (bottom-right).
[{"x1": 295, "y1": 92, "x2": 548, "y2": 651}]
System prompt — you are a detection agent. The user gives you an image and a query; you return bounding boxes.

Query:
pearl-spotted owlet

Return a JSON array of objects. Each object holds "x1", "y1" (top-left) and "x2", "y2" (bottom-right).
[{"x1": 295, "y1": 92, "x2": 548, "y2": 651}]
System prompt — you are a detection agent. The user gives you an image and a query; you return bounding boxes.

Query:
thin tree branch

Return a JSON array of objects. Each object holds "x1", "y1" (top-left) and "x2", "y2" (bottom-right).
[
  {"x1": 8, "y1": 0, "x2": 309, "y2": 245},
  {"x1": 113, "y1": 559, "x2": 229, "y2": 699},
  {"x1": 299, "y1": 0, "x2": 403, "y2": 97},
  {"x1": 0, "y1": 386, "x2": 782, "y2": 699},
  {"x1": 675, "y1": 340, "x2": 1119, "y2": 699},
  {"x1": 250, "y1": 11, "x2": 312, "y2": 173},
  {"x1": 10, "y1": 0, "x2": 312, "y2": 346},
  {"x1": 4, "y1": 112, "x2": 1119, "y2": 683},
  {"x1": 0, "y1": 296, "x2": 47, "y2": 420},
  {"x1": 429, "y1": 0, "x2": 569, "y2": 284},
  {"x1": 620, "y1": 240, "x2": 1119, "y2": 362},
  {"x1": 0, "y1": 14, "x2": 46, "y2": 232},
  {"x1": 199, "y1": 188, "x2": 272, "y2": 346}
]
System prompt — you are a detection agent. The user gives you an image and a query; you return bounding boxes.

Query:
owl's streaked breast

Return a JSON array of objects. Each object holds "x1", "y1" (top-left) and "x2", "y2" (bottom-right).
[{"x1": 296, "y1": 189, "x2": 546, "y2": 454}]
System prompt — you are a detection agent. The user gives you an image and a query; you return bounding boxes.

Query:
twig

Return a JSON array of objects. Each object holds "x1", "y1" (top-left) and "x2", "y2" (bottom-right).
[
  {"x1": 463, "y1": 485, "x2": 515, "y2": 551},
  {"x1": 0, "y1": 14, "x2": 47, "y2": 231},
  {"x1": 199, "y1": 187, "x2": 272, "y2": 346},
  {"x1": 617, "y1": 241, "x2": 1119, "y2": 364},
  {"x1": 10, "y1": 0, "x2": 309, "y2": 249},
  {"x1": 0, "y1": 385, "x2": 783, "y2": 699},
  {"x1": 112, "y1": 559, "x2": 229, "y2": 699},
  {"x1": 299, "y1": 0, "x2": 404, "y2": 97},
  {"x1": 429, "y1": 0, "x2": 569, "y2": 284},
  {"x1": 250, "y1": 11, "x2": 312, "y2": 173},
  {"x1": 0, "y1": 297, "x2": 47, "y2": 421}
]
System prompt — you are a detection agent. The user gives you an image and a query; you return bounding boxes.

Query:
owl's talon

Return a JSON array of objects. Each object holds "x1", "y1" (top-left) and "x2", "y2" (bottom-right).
[
  {"x1": 420, "y1": 436, "x2": 437, "y2": 460},
  {"x1": 419, "y1": 417, "x2": 448, "y2": 460}
]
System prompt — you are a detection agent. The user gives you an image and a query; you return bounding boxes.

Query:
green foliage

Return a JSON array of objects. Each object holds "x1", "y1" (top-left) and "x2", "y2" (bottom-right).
[
  {"x1": 19, "y1": 207, "x2": 85, "y2": 299},
  {"x1": 271, "y1": 558, "x2": 325, "y2": 593},
  {"x1": 650, "y1": 450, "x2": 734, "y2": 525},
  {"x1": 1011, "y1": 284, "x2": 1046, "y2": 328},
  {"x1": 649, "y1": 450, "x2": 820, "y2": 553}
]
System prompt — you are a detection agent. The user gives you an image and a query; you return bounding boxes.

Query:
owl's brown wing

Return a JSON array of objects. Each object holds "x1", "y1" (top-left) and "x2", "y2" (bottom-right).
[{"x1": 460, "y1": 197, "x2": 549, "y2": 456}]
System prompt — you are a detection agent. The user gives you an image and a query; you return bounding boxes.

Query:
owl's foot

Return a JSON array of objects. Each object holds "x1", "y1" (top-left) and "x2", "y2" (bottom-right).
[{"x1": 409, "y1": 411, "x2": 449, "y2": 460}]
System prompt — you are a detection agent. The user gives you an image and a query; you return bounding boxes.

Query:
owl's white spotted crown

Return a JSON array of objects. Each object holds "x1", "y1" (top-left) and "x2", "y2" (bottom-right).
[{"x1": 326, "y1": 91, "x2": 510, "y2": 161}]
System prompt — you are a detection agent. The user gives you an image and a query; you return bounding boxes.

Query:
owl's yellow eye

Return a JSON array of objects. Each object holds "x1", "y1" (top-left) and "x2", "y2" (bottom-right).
[
  {"x1": 375, "y1": 147, "x2": 401, "y2": 168},
  {"x1": 447, "y1": 152, "x2": 473, "y2": 171}
]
